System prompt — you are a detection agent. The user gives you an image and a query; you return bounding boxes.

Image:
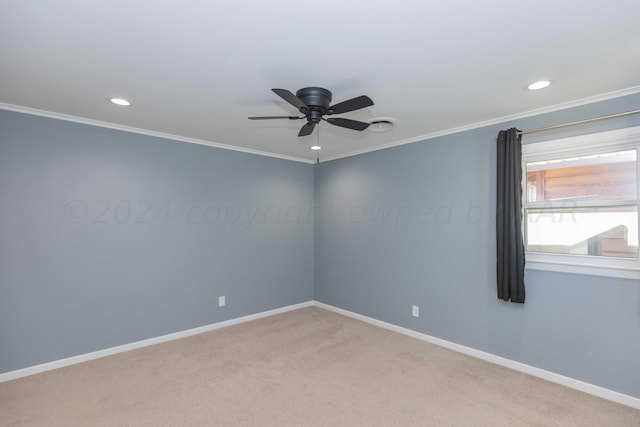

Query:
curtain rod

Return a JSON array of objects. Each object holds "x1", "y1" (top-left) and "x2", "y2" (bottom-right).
[{"x1": 518, "y1": 109, "x2": 640, "y2": 136}]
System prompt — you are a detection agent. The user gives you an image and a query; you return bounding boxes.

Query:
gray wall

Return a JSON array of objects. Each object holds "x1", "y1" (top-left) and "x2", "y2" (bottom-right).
[
  {"x1": 2, "y1": 93, "x2": 639, "y2": 400},
  {"x1": 0, "y1": 110, "x2": 314, "y2": 373},
  {"x1": 314, "y1": 93, "x2": 640, "y2": 399}
]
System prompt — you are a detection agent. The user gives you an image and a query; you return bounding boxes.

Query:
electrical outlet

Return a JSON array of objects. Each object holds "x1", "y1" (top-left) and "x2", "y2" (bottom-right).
[
  {"x1": 219, "y1": 296, "x2": 226, "y2": 307},
  {"x1": 412, "y1": 305, "x2": 419, "y2": 317}
]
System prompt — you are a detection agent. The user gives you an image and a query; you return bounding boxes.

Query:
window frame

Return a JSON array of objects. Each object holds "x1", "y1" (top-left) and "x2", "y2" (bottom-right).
[{"x1": 521, "y1": 126, "x2": 640, "y2": 280}]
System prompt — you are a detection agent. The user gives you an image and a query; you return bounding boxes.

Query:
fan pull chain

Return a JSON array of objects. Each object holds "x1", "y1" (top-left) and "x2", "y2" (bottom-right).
[{"x1": 316, "y1": 125, "x2": 321, "y2": 163}]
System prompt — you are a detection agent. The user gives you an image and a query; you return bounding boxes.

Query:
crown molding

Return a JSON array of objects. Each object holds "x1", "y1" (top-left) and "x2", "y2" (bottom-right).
[
  {"x1": 3, "y1": 85, "x2": 639, "y2": 165},
  {"x1": 321, "y1": 85, "x2": 640, "y2": 163},
  {"x1": 0, "y1": 102, "x2": 315, "y2": 164}
]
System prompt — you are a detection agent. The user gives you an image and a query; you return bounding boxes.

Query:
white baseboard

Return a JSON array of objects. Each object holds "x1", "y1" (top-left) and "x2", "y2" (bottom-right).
[
  {"x1": 3, "y1": 299, "x2": 639, "y2": 410},
  {"x1": 312, "y1": 301, "x2": 640, "y2": 410},
  {"x1": 0, "y1": 301, "x2": 314, "y2": 384}
]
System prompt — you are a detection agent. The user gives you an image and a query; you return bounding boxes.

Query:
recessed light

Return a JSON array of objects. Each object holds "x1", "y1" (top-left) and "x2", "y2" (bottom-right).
[
  {"x1": 527, "y1": 80, "x2": 551, "y2": 91},
  {"x1": 109, "y1": 97, "x2": 132, "y2": 106},
  {"x1": 310, "y1": 145, "x2": 321, "y2": 150}
]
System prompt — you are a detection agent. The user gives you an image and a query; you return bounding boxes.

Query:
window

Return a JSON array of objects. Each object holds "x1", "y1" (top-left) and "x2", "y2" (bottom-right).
[{"x1": 522, "y1": 126, "x2": 640, "y2": 279}]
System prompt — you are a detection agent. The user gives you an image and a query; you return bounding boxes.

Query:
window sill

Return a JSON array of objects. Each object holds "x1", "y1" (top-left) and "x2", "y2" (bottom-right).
[{"x1": 526, "y1": 259, "x2": 640, "y2": 280}]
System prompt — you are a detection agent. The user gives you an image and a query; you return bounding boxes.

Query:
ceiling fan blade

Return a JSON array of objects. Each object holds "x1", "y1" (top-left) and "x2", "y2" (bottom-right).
[
  {"x1": 272, "y1": 88, "x2": 309, "y2": 113},
  {"x1": 298, "y1": 122, "x2": 316, "y2": 137},
  {"x1": 328, "y1": 95, "x2": 374, "y2": 115},
  {"x1": 248, "y1": 116, "x2": 301, "y2": 120},
  {"x1": 326, "y1": 117, "x2": 370, "y2": 131}
]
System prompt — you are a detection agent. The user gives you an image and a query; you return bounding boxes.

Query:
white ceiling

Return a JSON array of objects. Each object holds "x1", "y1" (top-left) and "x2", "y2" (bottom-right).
[{"x1": 1, "y1": 1, "x2": 639, "y2": 163}]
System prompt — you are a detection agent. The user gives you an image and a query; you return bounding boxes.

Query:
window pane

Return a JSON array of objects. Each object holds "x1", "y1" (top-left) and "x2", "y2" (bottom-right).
[
  {"x1": 526, "y1": 206, "x2": 638, "y2": 258},
  {"x1": 526, "y1": 150, "x2": 636, "y2": 202}
]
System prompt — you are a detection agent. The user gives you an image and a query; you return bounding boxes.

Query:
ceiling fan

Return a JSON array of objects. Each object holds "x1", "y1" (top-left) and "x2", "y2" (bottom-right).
[{"x1": 248, "y1": 87, "x2": 374, "y2": 137}]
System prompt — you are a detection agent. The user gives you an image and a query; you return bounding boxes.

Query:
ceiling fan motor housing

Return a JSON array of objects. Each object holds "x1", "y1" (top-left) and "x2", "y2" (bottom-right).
[
  {"x1": 248, "y1": 87, "x2": 374, "y2": 136},
  {"x1": 296, "y1": 87, "x2": 333, "y2": 122}
]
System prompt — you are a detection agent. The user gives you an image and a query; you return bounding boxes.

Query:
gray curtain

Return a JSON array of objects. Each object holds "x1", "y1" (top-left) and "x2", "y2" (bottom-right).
[{"x1": 496, "y1": 128, "x2": 525, "y2": 303}]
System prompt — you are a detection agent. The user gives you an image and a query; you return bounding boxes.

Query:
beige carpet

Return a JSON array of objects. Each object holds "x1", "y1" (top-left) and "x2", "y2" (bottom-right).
[{"x1": 1, "y1": 307, "x2": 639, "y2": 426}]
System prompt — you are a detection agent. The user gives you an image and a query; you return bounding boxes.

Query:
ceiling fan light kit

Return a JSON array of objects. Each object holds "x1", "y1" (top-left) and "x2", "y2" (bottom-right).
[{"x1": 249, "y1": 87, "x2": 375, "y2": 137}]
